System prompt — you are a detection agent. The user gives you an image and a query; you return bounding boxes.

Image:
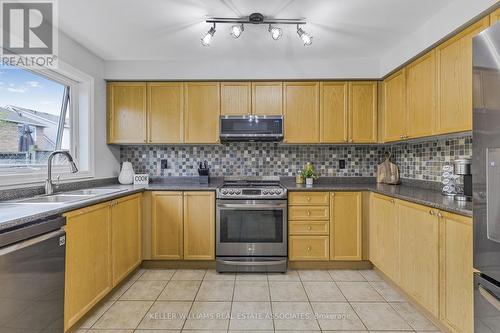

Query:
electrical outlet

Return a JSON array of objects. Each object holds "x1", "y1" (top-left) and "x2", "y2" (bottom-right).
[
  {"x1": 160, "y1": 159, "x2": 168, "y2": 169},
  {"x1": 339, "y1": 159, "x2": 346, "y2": 169}
]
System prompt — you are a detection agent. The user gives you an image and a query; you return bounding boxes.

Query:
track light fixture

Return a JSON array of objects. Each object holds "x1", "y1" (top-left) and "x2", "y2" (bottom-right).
[
  {"x1": 297, "y1": 25, "x2": 313, "y2": 46},
  {"x1": 201, "y1": 23, "x2": 216, "y2": 46},
  {"x1": 230, "y1": 24, "x2": 244, "y2": 38},
  {"x1": 201, "y1": 13, "x2": 312, "y2": 46},
  {"x1": 268, "y1": 24, "x2": 282, "y2": 40}
]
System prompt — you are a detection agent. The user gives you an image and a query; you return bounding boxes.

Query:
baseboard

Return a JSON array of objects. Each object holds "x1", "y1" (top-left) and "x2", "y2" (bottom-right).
[
  {"x1": 289, "y1": 260, "x2": 373, "y2": 270},
  {"x1": 141, "y1": 260, "x2": 216, "y2": 269}
]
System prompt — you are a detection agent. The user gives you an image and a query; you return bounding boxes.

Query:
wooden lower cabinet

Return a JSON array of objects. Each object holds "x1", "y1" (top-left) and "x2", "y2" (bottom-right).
[
  {"x1": 330, "y1": 192, "x2": 362, "y2": 260},
  {"x1": 440, "y1": 212, "x2": 473, "y2": 333},
  {"x1": 183, "y1": 191, "x2": 215, "y2": 260},
  {"x1": 64, "y1": 202, "x2": 113, "y2": 331},
  {"x1": 111, "y1": 194, "x2": 142, "y2": 286},
  {"x1": 398, "y1": 200, "x2": 439, "y2": 317},
  {"x1": 151, "y1": 192, "x2": 184, "y2": 259},
  {"x1": 289, "y1": 236, "x2": 329, "y2": 261}
]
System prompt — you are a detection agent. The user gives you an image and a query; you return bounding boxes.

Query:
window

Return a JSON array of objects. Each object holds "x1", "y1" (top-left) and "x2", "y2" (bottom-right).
[{"x1": 0, "y1": 64, "x2": 91, "y2": 184}]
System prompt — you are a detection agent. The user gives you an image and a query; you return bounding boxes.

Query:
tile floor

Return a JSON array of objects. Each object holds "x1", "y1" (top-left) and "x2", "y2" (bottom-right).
[{"x1": 73, "y1": 268, "x2": 442, "y2": 333}]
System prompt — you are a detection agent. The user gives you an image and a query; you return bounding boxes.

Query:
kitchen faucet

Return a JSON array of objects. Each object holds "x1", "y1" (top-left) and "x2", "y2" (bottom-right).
[{"x1": 45, "y1": 150, "x2": 79, "y2": 195}]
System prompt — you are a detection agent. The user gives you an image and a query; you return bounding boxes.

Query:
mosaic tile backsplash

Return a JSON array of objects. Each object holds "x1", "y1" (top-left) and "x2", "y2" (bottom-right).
[{"x1": 120, "y1": 134, "x2": 472, "y2": 182}]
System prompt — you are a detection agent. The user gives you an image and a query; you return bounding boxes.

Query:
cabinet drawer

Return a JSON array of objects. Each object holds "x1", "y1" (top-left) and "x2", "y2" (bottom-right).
[
  {"x1": 289, "y1": 221, "x2": 329, "y2": 235},
  {"x1": 289, "y1": 236, "x2": 329, "y2": 261},
  {"x1": 289, "y1": 192, "x2": 329, "y2": 205},
  {"x1": 289, "y1": 206, "x2": 329, "y2": 220}
]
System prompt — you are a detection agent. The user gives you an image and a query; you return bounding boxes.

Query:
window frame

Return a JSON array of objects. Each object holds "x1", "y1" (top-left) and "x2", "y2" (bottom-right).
[{"x1": 0, "y1": 61, "x2": 95, "y2": 187}]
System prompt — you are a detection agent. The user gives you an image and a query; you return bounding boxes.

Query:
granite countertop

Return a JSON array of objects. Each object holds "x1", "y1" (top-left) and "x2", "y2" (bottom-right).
[{"x1": 0, "y1": 176, "x2": 471, "y2": 234}]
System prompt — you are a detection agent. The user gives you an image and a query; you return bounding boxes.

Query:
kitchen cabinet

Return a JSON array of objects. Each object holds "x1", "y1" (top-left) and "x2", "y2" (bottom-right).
[
  {"x1": 111, "y1": 194, "x2": 142, "y2": 286},
  {"x1": 330, "y1": 192, "x2": 362, "y2": 260},
  {"x1": 147, "y1": 82, "x2": 184, "y2": 143},
  {"x1": 221, "y1": 82, "x2": 251, "y2": 116},
  {"x1": 289, "y1": 236, "x2": 329, "y2": 261},
  {"x1": 369, "y1": 193, "x2": 399, "y2": 282},
  {"x1": 436, "y1": 17, "x2": 489, "y2": 134},
  {"x1": 184, "y1": 82, "x2": 220, "y2": 143},
  {"x1": 64, "y1": 202, "x2": 112, "y2": 331},
  {"x1": 107, "y1": 82, "x2": 147, "y2": 144},
  {"x1": 183, "y1": 191, "x2": 215, "y2": 260},
  {"x1": 283, "y1": 82, "x2": 320, "y2": 143},
  {"x1": 252, "y1": 82, "x2": 283, "y2": 115},
  {"x1": 398, "y1": 200, "x2": 439, "y2": 317},
  {"x1": 490, "y1": 8, "x2": 500, "y2": 25},
  {"x1": 440, "y1": 211, "x2": 473, "y2": 333},
  {"x1": 151, "y1": 192, "x2": 184, "y2": 259},
  {"x1": 349, "y1": 81, "x2": 378, "y2": 143},
  {"x1": 382, "y1": 69, "x2": 407, "y2": 142},
  {"x1": 406, "y1": 51, "x2": 436, "y2": 139},
  {"x1": 320, "y1": 82, "x2": 349, "y2": 143}
]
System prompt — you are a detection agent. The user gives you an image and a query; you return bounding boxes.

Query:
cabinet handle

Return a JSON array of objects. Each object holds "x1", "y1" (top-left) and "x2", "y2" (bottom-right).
[
  {"x1": 390, "y1": 199, "x2": 395, "y2": 204},
  {"x1": 307, "y1": 210, "x2": 311, "y2": 216},
  {"x1": 400, "y1": 135, "x2": 404, "y2": 139},
  {"x1": 437, "y1": 212, "x2": 443, "y2": 218},
  {"x1": 429, "y1": 210, "x2": 434, "y2": 215},
  {"x1": 307, "y1": 197, "x2": 311, "y2": 201},
  {"x1": 307, "y1": 225, "x2": 312, "y2": 231},
  {"x1": 307, "y1": 246, "x2": 312, "y2": 252}
]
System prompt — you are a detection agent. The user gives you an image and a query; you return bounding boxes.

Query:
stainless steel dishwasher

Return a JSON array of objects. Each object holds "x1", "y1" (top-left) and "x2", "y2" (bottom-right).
[{"x1": 0, "y1": 216, "x2": 66, "y2": 333}]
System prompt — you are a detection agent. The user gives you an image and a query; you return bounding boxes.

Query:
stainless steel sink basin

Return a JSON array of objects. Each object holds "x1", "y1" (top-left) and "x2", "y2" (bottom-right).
[
  {"x1": 17, "y1": 194, "x2": 94, "y2": 204},
  {"x1": 64, "y1": 188, "x2": 126, "y2": 196}
]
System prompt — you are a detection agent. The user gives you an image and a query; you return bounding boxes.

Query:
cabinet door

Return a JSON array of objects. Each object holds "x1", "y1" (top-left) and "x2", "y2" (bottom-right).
[
  {"x1": 221, "y1": 82, "x2": 251, "y2": 116},
  {"x1": 440, "y1": 212, "x2": 473, "y2": 333},
  {"x1": 184, "y1": 82, "x2": 220, "y2": 143},
  {"x1": 283, "y1": 82, "x2": 320, "y2": 143},
  {"x1": 370, "y1": 194, "x2": 399, "y2": 282},
  {"x1": 349, "y1": 82, "x2": 377, "y2": 143},
  {"x1": 64, "y1": 203, "x2": 112, "y2": 331},
  {"x1": 330, "y1": 192, "x2": 362, "y2": 261},
  {"x1": 490, "y1": 8, "x2": 500, "y2": 25},
  {"x1": 252, "y1": 82, "x2": 282, "y2": 115},
  {"x1": 398, "y1": 201, "x2": 439, "y2": 317},
  {"x1": 382, "y1": 70, "x2": 406, "y2": 142},
  {"x1": 107, "y1": 82, "x2": 147, "y2": 144},
  {"x1": 406, "y1": 51, "x2": 436, "y2": 139},
  {"x1": 147, "y1": 82, "x2": 183, "y2": 143},
  {"x1": 183, "y1": 191, "x2": 215, "y2": 260},
  {"x1": 320, "y1": 82, "x2": 349, "y2": 143},
  {"x1": 436, "y1": 18, "x2": 489, "y2": 134},
  {"x1": 151, "y1": 192, "x2": 183, "y2": 259},
  {"x1": 111, "y1": 195, "x2": 141, "y2": 286}
]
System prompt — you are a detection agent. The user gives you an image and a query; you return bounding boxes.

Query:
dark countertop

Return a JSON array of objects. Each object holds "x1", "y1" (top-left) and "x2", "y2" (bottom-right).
[{"x1": 0, "y1": 176, "x2": 471, "y2": 234}]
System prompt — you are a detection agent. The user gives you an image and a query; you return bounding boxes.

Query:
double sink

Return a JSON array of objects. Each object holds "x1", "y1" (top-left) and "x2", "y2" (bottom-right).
[{"x1": 14, "y1": 188, "x2": 128, "y2": 204}]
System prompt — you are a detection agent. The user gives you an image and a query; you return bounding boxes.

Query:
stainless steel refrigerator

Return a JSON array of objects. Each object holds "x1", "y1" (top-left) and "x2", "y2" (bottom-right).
[{"x1": 473, "y1": 21, "x2": 500, "y2": 333}]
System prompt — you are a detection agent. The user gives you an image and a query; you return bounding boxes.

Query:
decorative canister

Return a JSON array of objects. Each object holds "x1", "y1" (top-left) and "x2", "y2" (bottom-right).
[
  {"x1": 118, "y1": 162, "x2": 135, "y2": 185},
  {"x1": 305, "y1": 177, "x2": 314, "y2": 186}
]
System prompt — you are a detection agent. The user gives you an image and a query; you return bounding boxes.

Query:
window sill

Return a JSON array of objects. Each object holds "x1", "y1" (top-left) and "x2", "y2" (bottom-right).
[{"x1": 0, "y1": 170, "x2": 95, "y2": 189}]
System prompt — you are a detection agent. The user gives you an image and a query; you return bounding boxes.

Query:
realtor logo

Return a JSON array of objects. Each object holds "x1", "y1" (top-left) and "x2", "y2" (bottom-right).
[{"x1": 0, "y1": 0, "x2": 58, "y2": 67}]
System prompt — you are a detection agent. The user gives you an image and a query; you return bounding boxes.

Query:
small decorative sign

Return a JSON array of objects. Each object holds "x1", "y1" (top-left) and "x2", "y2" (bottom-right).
[{"x1": 133, "y1": 174, "x2": 149, "y2": 185}]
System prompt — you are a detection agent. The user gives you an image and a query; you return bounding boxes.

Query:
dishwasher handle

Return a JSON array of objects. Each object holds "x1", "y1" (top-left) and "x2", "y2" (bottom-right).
[{"x1": 0, "y1": 228, "x2": 65, "y2": 256}]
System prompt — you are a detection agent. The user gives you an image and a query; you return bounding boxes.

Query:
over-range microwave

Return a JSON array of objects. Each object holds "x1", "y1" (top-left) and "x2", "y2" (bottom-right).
[{"x1": 219, "y1": 115, "x2": 284, "y2": 142}]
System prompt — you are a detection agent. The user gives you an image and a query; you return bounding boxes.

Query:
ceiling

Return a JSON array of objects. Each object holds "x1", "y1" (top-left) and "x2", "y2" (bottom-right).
[{"x1": 57, "y1": 0, "x2": 494, "y2": 79}]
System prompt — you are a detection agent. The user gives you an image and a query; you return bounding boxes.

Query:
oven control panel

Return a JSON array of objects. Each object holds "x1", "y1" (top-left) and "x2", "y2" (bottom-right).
[{"x1": 217, "y1": 187, "x2": 286, "y2": 199}]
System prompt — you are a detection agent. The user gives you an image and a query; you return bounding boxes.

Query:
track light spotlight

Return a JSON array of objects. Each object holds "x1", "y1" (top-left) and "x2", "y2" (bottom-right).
[
  {"x1": 268, "y1": 24, "x2": 282, "y2": 40},
  {"x1": 230, "y1": 24, "x2": 244, "y2": 38},
  {"x1": 201, "y1": 24, "x2": 216, "y2": 46},
  {"x1": 297, "y1": 26, "x2": 313, "y2": 46}
]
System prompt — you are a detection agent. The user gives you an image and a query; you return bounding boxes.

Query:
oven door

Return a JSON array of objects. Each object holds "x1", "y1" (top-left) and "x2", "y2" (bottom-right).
[{"x1": 216, "y1": 199, "x2": 287, "y2": 256}]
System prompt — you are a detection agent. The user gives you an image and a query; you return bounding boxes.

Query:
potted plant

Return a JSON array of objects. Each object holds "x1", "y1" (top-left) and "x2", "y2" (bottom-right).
[{"x1": 301, "y1": 162, "x2": 318, "y2": 186}]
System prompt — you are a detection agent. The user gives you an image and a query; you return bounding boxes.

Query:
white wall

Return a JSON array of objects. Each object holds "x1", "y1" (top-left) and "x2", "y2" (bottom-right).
[{"x1": 58, "y1": 32, "x2": 120, "y2": 179}]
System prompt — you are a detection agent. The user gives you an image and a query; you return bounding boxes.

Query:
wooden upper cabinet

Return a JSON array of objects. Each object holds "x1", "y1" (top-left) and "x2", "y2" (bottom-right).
[
  {"x1": 111, "y1": 195, "x2": 141, "y2": 287},
  {"x1": 436, "y1": 17, "x2": 490, "y2": 134},
  {"x1": 183, "y1": 191, "x2": 215, "y2": 260},
  {"x1": 252, "y1": 82, "x2": 283, "y2": 115},
  {"x1": 490, "y1": 7, "x2": 500, "y2": 25},
  {"x1": 221, "y1": 82, "x2": 251, "y2": 116},
  {"x1": 283, "y1": 81, "x2": 320, "y2": 143},
  {"x1": 147, "y1": 82, "x2": 183, "y2": 143},
  {"x1": 320, "y1": 82, "x2": 349, "y2": 143},
  {"x1": 151, "y1": 192, "x2": 184, "y2": 260},
  {"x1": 330, "y1": 192, "x2": 362, "y2": 261},
  {"x1": 349, "y1": 82, "x2": 377, "y2": 143},
  {"x1": 184, "y1": 82, "x2": 220, "y2": 143},
  {"x1": 382, "y1": 69, "x2": 407, "y2": 142},
  {"x1": 406, "y1": 51, "x2": 436, "y2": 139},
  {"x1": 107, "y1": 82, "x2": 147, "y2": 144}
]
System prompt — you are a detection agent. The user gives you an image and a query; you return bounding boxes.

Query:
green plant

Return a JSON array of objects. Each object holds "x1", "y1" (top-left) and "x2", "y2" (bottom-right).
[{"x1": 300, "y1": 162, "x2": 318, "y2": 179}]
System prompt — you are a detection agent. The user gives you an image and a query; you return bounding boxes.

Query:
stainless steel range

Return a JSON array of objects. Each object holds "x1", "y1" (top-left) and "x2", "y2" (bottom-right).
[{"x1": 216, "y1": 177, "x2": 288, "y2": 273}]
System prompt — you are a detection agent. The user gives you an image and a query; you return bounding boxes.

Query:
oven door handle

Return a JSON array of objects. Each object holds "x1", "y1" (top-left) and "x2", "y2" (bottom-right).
[
  {"x1": 218, "y1": 259, "x2": 288, "y2": 266},
  {"x1": 217, "y1": 203, "x2": 287, "y2": 209}
]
